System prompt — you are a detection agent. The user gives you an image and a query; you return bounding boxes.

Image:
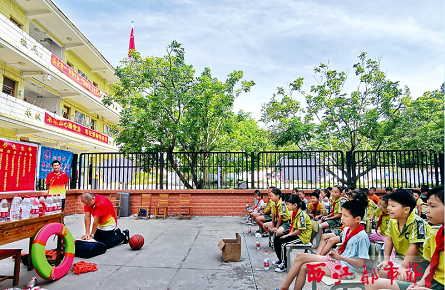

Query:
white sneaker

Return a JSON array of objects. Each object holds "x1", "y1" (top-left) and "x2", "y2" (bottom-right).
[{"x1": 271, "y1": 259, "x2": 282, "y2": 266}]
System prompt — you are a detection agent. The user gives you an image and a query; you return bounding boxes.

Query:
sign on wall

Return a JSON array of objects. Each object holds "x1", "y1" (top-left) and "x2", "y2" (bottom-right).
[
  {"x1": 0, "y1": 139, "x2": 38, "y2": 192},
  {"x1": 44, "y1": 113, "x2": 108, "y2": 144},
  {"x1": 38, "y1": 147, "x2": 73, "y2": 180}
]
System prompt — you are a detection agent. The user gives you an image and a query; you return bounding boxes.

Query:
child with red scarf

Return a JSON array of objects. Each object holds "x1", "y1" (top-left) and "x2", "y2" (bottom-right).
[
  {"x1": 272, "y1": 194, "x2": 312, "y2": 273},
  {"x1": 365, "y1": 185, "x2": 444, "y2": 290},
  {"x1": 307, "y1": 191, "x2": 325, "y2": 220},
  {"x1": 278, "y1": 194, "x2": 370, "y2": 290},
  {"x1": 369, "y1": 196, "x2": 391, "y2": 243}
]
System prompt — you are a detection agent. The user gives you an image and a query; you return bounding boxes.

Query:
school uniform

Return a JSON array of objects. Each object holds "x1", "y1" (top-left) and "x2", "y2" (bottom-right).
[
  {"x1": 326, "y1": 196, "x2": 342, "y2": 228},
  {"x1": 273, "y1": 208, "x2": 312, "y2": 269},
  {"x1": 262, "y1": 199, "x2": 274, "y2": 222},
  {"x1": 307, "y1": 202, "x2": 324, "y2": 218},
  {"x1": 271, "y1": 199, "x2": 291, "y2": 232},
  {"x1": 396, "y1": 226, "x2": 444, "y2": 290},
  {"x1": 388, "y1": 211, "x2": 432, "y2": 275},
  {"x1": 324, "y1": 226, "x2": 370, "y2": 279}
]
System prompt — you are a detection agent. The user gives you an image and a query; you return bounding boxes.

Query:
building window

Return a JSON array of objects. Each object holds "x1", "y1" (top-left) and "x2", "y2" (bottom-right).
[
  {"x1": 103, "y1": 124, "x2": 108, "y2": 135},
  {"x1": 78, "y1": 69, "x2": 87, "y2": 80},
  {"x1": 63, "y1": 106, "x2": 71, "y2": 119},
  {"x1": 74, "y1": 111, "x2": 85, "y2": 126},
  {"x1": 93, "y1": 82, "x2": 98, "y2": 88},
  {"x1": 2, "y1": 77, "x2": 16, "y2": 97},
  {"x1": 67, "y1": 62, "x2": 74, "y2": 68},
  {"x1": 9, "y1": 17, "x2": 22, "y2": 29},
  {"x1": 90, "y1": 119, "x2": 96, "y2": 130}
]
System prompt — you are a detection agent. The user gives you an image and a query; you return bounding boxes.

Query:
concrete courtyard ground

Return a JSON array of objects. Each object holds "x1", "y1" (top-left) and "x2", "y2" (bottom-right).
[{"x1": 0, "y1": 215, "x2": 332, "y2": 290}]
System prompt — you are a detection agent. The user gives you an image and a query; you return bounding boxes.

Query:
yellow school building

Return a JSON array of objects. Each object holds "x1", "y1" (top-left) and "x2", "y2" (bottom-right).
[{"x1": 0, "y1": 0, "x2": 120, "y2": 153}]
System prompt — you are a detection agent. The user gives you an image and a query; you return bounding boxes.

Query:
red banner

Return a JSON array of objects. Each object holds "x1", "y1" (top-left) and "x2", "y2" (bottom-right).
[
  {"x1": 50, "y1": 54, "x2": 102, "y2": 98},
  {"x1": 44, "y1": 113, "x2": 109, "y2": 144},
  {"x1": 0, "y1": 139, "x2": 38, "y2": 192}
]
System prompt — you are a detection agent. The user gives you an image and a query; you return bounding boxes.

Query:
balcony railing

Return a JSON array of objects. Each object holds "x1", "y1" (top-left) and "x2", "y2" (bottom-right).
[
  {"x1": 0, "y1": 13, "x2": 121, "y2": 116},
  {"x1": 0, "y1": 91, "x2": 115, "y2": 148}
]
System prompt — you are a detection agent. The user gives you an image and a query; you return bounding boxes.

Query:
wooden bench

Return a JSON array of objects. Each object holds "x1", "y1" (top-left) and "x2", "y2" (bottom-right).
[{"x1": 0, "y1": 249, "x2": 21, "y2": 286}]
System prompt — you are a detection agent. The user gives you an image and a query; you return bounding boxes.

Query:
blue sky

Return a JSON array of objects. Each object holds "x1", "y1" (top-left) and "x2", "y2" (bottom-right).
[{"x1": 55, "y1": 0, "x2": 444, "y2": 121}]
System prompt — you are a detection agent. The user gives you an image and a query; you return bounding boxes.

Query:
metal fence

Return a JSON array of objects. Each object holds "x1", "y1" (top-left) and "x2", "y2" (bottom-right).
[{"x1": 76, "y1": 150, "x2": 444, "y2": 190}]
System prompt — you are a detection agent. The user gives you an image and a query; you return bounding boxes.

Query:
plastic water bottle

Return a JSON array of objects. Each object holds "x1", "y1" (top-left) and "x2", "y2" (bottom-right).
[
  {"x1": 248, "y1": 224, "x2": 251, "y2": 234},
  {"x1": 264, "y1": 250, "x2": 270, "y2": 270},
  {"x1": 30, "y1": 195, "x2": 40, "y2": 218},
  {"x1": 57, "y1": 194, "x2": 62, "y2": 211},
  {"x1": 10, "y1": 195, "x2": 21, "y2": 221},
  {"x1": 53, "y1": 195, "x2": 59, "y2": 212},
  {"x1": 0, "y1": 198, "x2": 8, "y2": 221},
  {"x1": 256, "y1": 237, "x2": 260, "y2": 250},
  {"x1": 21, "y1": 195, "x2": 31, "y2": 219},
  {"x1": 45, "y1": 195, "x2": 53, "y2": 212},
  {"x1": 39, "y1": 195, "x2": 46, "y2": 215}
]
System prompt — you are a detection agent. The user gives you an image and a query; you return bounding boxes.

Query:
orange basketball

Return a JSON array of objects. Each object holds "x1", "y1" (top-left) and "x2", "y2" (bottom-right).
[{"x1": 129, "y1": 234, "x2": 144, "y2": 250}]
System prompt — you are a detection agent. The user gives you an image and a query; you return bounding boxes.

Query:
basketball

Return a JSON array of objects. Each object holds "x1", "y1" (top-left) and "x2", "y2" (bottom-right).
[{"x1": 129, "y1": 234, "x2": 144, "y2": 250}]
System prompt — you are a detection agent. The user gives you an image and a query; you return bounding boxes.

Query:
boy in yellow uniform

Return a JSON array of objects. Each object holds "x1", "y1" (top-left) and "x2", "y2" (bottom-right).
[
  {"x1": 377, "y1": 189, "x2": 432, "y2": 282},
  {"x1": 366, "y1": 185, "x2": 444, "y2": 290}
]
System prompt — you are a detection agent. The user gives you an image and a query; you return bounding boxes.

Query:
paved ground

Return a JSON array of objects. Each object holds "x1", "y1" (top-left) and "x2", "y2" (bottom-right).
[{"x1": 0, "y1": 215, "x2": 330, "y2": 290}]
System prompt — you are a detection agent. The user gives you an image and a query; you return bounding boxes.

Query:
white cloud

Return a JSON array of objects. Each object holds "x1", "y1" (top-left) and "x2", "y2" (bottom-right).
[{"x1": 55, "y1": 0, "x2": 444, "y2": 120}]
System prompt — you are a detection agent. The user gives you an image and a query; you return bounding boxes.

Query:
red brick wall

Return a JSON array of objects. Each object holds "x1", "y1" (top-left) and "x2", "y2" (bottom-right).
[{"x1": 0, "y1": 189, "x2": 389, "y2": 217}]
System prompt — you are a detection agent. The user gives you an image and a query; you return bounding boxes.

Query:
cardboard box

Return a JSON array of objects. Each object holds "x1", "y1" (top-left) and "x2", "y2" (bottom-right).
[{"x1": 218, "y1": 233, "x2": 241, "y2": 262}]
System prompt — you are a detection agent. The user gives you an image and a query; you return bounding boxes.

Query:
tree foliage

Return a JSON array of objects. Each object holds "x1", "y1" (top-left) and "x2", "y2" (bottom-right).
[{"x1": 104, "y1": 41, "x2": 255, "y2": 188}]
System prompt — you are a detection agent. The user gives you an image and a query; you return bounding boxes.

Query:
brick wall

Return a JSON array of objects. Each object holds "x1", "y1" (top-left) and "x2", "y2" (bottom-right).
[{"x1": 0, "y1": 189, "x2": 389, "y2": 217}]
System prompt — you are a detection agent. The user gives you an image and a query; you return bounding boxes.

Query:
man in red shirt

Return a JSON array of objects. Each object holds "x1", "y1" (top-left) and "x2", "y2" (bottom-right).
[
  {"x1": 80, "y1": 192, "x2": 129, "y2": 248},
  {"x1": 45, "y1": 160, "x2": 70, "y2": 210}
]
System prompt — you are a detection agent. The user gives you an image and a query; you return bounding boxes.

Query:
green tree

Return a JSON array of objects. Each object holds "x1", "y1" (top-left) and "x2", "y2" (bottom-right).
[
  {"x1": 262, "y1": 52, "x2": 413, "y2": 186},
  {"x1": 383, "y1": 84, "x2": 444, "y2": 152},
  {"x1": 221, "y1": 110, "x2": 270, "y2": 152},
  {"x1": 260, "y1": 81, "x2": 315, "y2": 149},
  {"x1": 104, "y1": 41, "x2": 255, "y2": 188}
]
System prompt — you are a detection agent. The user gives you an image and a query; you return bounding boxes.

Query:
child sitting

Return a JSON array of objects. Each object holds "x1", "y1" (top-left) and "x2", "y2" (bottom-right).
[
  {"x1": 307, "y1": 191, "x2": 325, "y2": 220},
  {"x1": 255, "y1": 187, "x2": 275, "y2": 236},
  {"x1": 319, "y1": 185, "x2": 342, "y2": 230},
  {"x1": 368, "y1": 186, "x2": 380, "y2": 204},
  {"x1": 366, "y1": 185, "x2": 444, "y2": 290},
  {"x1": 247, "y1": 190, "x2": 265, "y2": 223},
  {"x1": 369, "y1": 196, "x2": 390, "y2": 243},
  {"x1": 297, "y1": 190, "x2": 309, "y2": 209},
  {"x1": 278, "y1": 193, "x2": 370, "y2": 290},
  {"x1": 320, "y1": 189, "x2": 331, "y2": 215},
  {"x1": 263, "y1": 188, "x2": 291, "y2": 236},
  {"x1": 272, "y1": 194, "x2": 311, "y2": 273},
  {"x1": 316, "y1": 190, "x2": 366, "y2": 255},
  {"x1": 377, "y1": 189, "x2": 432, "y2": 282}
]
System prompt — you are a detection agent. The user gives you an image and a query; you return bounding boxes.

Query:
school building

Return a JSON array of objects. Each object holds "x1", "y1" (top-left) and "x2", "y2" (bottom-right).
[{"x1": 0, "y1": 0, "x2": 120, "y2": 154}]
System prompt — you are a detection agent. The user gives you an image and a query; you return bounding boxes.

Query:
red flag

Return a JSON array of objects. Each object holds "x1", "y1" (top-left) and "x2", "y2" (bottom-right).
[{"x1": 128, "y1": 22, "x2": 135, "y2": 55}]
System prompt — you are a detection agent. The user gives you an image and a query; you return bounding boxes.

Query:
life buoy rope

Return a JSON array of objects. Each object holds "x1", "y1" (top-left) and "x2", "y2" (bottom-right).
[{"x1": 31, "y1": 223, "x2": 75, "y2": 281}]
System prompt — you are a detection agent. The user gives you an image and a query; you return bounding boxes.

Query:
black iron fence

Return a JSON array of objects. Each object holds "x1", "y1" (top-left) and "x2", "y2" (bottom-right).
[{"x1": 76, "y1": 150, "x2": 444, "y2": 190}]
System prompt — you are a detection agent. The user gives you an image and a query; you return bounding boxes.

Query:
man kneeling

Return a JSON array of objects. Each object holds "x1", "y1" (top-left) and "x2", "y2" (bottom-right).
[{"x1": 81, "y1": 192, "x2": 129, "y2": 248}]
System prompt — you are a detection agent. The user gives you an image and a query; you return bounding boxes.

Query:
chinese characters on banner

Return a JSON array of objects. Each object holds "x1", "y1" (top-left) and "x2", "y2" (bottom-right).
[
  {"x1": 44, "y1": 113, "x2": 108, "y2": 144},
  {"x1": 38, "y1": 147, "x2": 73, "y2": 180},
  {"x1": 50, "y1": 54, "x2": 102, "y2": 98},
  {"x1": 0, "y1": 139, "x2": 38, "y2": 192}
]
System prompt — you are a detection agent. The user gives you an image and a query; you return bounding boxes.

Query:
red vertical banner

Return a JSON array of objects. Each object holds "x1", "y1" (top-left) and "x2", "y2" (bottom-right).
[{"x1": 0, "y1": 139, "x2": 38, "y2": 192}]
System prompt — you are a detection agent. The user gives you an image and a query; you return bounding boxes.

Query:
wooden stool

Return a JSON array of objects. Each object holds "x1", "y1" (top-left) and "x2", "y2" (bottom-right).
[{"x1": 0, "y1": 248, "x2": 21, "y2": 286}]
